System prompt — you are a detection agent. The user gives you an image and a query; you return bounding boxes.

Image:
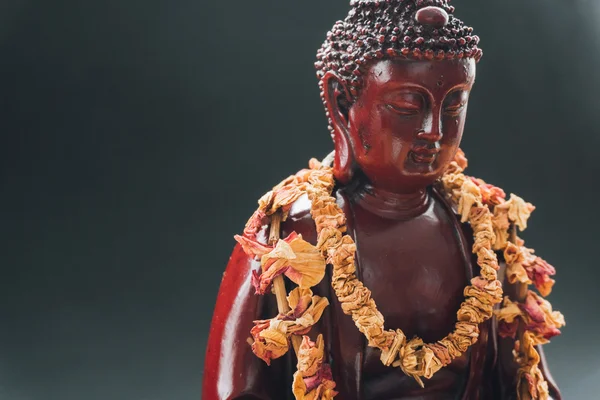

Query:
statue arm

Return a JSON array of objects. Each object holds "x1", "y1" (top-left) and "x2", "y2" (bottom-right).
[
  {"x1": 537, "y1": 344, "x2": 561, "y2": 400},
  {"x1": 202, "y1": 243, "x2": 290, "y2": 400}
]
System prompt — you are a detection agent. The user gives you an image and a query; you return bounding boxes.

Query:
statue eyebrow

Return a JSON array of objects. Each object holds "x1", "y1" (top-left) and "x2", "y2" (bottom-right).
[
  {"x1": 445, "y1": 87, "x2": 467, "y2": 97},
  {"x1": 385, "y1": 87, "x2": 424, "y2": 96},
  {"x1": 440, "y1": 81, "x2": 472, "y2": 96},
  {"x1": 382, "y1": 82, "x2": 428, "y2": 94}
]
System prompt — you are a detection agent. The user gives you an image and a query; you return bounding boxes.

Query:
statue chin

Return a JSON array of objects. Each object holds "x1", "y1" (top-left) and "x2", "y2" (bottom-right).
[{"x1": 348, "y1": 160, "x2": 453, "y2": 196}]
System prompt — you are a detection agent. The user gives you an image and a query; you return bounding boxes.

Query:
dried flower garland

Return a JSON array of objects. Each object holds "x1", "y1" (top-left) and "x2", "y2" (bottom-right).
[
  {"x1": 250, "y1": 286, "x2": 330, "y2": 365},
  {"x1": 305, "y1": 157, "x2": 503, "y2": 387},
  {"x1": 293, "y1": 335, "x2": 338, "y2": 400},
  {"x1": 446, "y1": 153, "x2": 565, "y2": 400},
  {"x1": 235, "y1": 149, "x2": 564, "y2": 400}
]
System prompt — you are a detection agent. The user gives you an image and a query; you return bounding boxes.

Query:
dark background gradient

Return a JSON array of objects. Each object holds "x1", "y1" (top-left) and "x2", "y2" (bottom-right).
[{"x1": 1, "y1": 0, "x2": 598, "y2": 399}]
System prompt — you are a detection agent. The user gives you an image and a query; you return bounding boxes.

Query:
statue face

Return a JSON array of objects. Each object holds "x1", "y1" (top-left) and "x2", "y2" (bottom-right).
[{"x1": 346, "y1": 58, "x2": 476, "y2": 193}]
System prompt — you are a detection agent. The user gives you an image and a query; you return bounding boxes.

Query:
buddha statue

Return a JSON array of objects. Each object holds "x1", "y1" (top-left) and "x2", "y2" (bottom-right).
[{"x1": 202, "y1": 1, "x2": 565, "y2": 399}]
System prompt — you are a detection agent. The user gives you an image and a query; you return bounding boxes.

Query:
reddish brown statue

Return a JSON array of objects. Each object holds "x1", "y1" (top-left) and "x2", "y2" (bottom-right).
[{"x1": 203, "y1": 1, "x2": 564, "y2": 399}]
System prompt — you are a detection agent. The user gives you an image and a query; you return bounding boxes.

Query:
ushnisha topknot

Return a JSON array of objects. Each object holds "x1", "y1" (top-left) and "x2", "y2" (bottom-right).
[{"x1": 315, "y1": 0, "x2": 482, "y2": 99}]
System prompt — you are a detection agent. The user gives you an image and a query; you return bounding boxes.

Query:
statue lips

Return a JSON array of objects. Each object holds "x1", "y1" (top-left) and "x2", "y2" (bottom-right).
[{"x1": 410, "y1": 144, "x2": 440, "y2": 165}]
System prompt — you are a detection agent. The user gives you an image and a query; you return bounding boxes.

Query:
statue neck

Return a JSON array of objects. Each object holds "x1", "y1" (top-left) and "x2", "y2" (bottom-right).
[{"x1": 350, "y1": 179, "x2": 430, "y2": 220}]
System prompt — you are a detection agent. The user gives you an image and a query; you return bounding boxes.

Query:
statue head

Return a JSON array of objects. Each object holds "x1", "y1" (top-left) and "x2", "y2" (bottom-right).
[{"x1": 316, "y1": 0, "x2": 480, "y2": 194}]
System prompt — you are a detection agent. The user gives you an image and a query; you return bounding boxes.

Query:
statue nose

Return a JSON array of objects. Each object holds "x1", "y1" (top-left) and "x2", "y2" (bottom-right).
[
  {"x1": 417, "y1": 129, "x2": 443, "y2": 142},
  {"x1": 417, "y1": 112, "x2": 443, "y2": 142}
]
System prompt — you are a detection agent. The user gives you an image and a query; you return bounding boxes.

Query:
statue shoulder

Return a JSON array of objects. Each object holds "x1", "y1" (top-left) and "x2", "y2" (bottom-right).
[
  {"x1": 281, "y1": 187, "x2": 346, "y2": 246},
  {"x1": 281, "y1": 193, "x2": 318, "y2": 245}
]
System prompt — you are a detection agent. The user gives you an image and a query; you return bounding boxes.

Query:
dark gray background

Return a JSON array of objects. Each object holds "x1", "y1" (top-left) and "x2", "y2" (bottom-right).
[{"x1": 0, "y1": 0, "x2": 598, "y2": 399}]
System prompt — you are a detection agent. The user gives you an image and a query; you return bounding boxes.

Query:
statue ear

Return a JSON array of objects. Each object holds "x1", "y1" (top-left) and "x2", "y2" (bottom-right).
[{"x1": 322, "y1": 71, "x2": 356, "y2": 184}]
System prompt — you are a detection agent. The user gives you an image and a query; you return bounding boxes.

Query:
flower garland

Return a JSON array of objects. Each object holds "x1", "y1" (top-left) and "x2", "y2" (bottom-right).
[
  {"x1": 443, "y1": 153, "x2": 565, "y2": 400},
  {"x1": 303, "y1": 157, "x2": 504, "y2": 387},
  {"x1": 235, "y1": 150, "x2": 564, "y2": 400},
  {"x1": 293, "y1": 335, "x2": 337, "y2": 400}
]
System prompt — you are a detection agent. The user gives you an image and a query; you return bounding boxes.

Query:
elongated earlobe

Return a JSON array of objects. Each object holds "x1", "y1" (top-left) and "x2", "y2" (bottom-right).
[{"x1": 322, "y1": 72, "x2": 356, "y2": 184}]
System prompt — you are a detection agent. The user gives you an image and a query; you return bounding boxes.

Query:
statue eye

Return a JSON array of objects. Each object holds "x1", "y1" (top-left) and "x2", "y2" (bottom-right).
[
  {"x1": 443, "y1": 102, "x2": 466, "y2": 116},
  {"x1": 443, "y1": 90, "x2": 468, "y2": 116},
  {"x1": 386, "y1": 103, "x2": 420, "y2": 116},
  {"x1": 385, "y1": 92, "x2": 423, "y2": 116}
]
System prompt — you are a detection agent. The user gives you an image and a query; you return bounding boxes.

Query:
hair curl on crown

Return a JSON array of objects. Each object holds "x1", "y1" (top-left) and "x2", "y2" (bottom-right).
[{"x1": 315, "y1": 0, "x2": 482, "y2": 122}]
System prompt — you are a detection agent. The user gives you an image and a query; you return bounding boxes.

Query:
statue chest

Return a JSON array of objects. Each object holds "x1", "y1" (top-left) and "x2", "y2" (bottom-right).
[
  {"x1": 348, "y1": 195, "x2": 472, "y2": 343},
  {"x1": 284, "y1": 190, "x2": 488, "y2": 399},
  {"x1": 326, "y1": 191, "x2": 478, "y2": 399}
]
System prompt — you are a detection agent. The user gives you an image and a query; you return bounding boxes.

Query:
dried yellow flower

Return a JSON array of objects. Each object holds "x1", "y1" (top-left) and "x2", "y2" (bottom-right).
[
  {"x1": 515, "y1": 332, "x2": 550, "y2": 400},
  {"x1": 504, "y1": 243, "x2": 533, "y2": 285},
  {"x1": 250, "y1": 288, "x2": 330, "y2": 365},
  {"x1": 260, "y1": 235, "x2": 327, "y2": 290},
  {"x1": 496, "y1": 194, "x2": 535, "y2": 231},
  {"x1": 292, "y1": 335, "x2": 338, "y2": 400}
]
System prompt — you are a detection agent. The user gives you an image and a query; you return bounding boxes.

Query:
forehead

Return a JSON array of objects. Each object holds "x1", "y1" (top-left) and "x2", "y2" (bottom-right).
[{"x1": 363, "y1": 58, "x2": 476, "y2": 95}]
